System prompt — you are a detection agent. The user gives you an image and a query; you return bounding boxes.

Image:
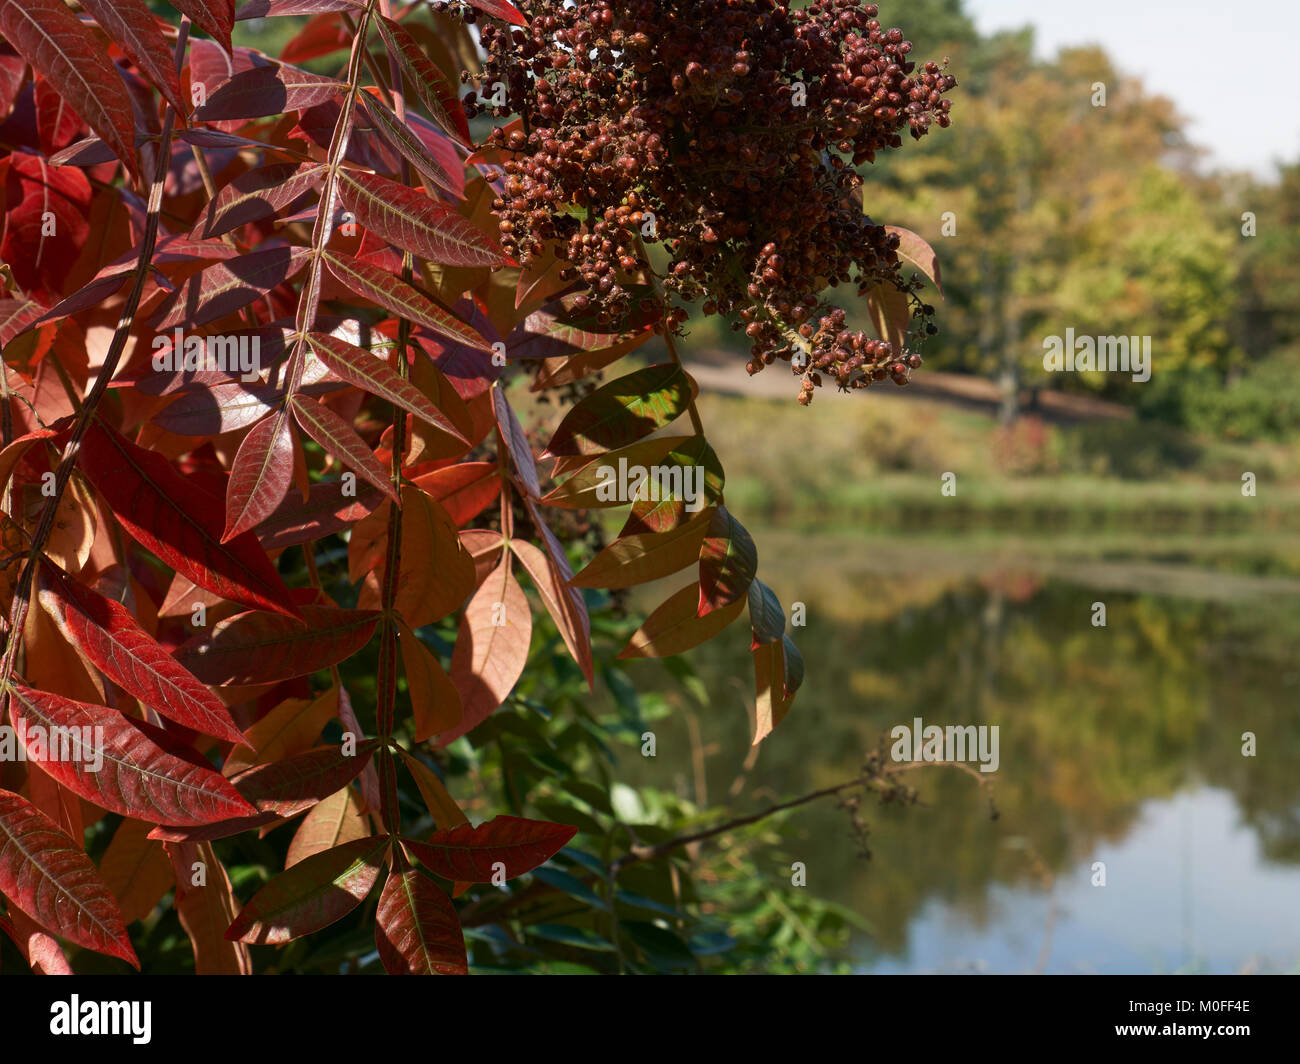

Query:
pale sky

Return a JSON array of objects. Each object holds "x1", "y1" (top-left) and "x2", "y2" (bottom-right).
[{"x1": 968, "y1": 0, "x2": 1300, "y2": 179}]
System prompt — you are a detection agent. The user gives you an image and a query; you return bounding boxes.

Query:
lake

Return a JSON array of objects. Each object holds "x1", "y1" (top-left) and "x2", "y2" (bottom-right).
[{"x1": 616, "y1": 528, "x2": 1300, "y2": 974}]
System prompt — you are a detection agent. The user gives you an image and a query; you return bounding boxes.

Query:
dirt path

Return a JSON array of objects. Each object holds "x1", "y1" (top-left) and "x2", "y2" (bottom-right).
[{"x1": 684, "y1": 348, "x2": 1134, "y2": 425}]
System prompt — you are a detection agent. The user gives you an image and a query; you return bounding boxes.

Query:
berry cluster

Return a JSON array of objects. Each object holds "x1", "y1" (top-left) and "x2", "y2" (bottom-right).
[{"x1": 461, "y1": 0, "x2": 955, "y2": 399}]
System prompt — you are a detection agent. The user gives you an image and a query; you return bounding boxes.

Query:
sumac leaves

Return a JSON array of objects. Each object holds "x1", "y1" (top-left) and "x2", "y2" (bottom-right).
[
  {"x1": 79, "y1": 421, "x2": 298, "y2": 618},
  {"x1": 0, "y1": 790, "x2": 138, "y2": 966}
]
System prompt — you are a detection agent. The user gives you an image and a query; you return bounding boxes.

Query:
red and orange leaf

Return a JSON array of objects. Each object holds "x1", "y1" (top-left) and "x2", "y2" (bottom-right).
[
  {"x1": 78, "y1": 0, "x2": 187, "y2": 116},
  {"x1": 619, "y1": 581, "x2": 747, "y2": 660},
  {"x1": 286, "y1": 786, "x2": 369, "y2": 868},
  {"x1": 511, "y1": 537, "x2": 594, "y2": 686},
  {"x1": 79, "y1": 421, "x2": 299, "y2": 618},
  {"x1": 290, "y1": 394, "x2": 399, "y2": 502},
  {"x1": 439, "y1": 554, "x2": 531, "y2": 746},
  {"x1": 165, "y1": 840, "x2": 252, "y2": 974},
  {"x1": 0, "y1": 789, "x2": 138, "y2": 967},
  {"x1": 173, "y1": 605, "x2": 381, "y2": 686},
  {"x1": 0, "y1": 0, "x2": 139, "y2": 180},
  {"x1": 226, "y1": 686, "x2": 339, "y2": 774},
  {"x1": 225, "y1": 835, "x2": 389, "y2": 944},
  {"x1": 411, "y1": 462, "x2": 498, "y2": 527},
  {"x1": 396, "y1": 618, "x2": 462, "y2": 742},
  {"x1": 398, "y1": 750, "x2": 469, "y2": 831},
  {"x1": 42, "y1": 565, "x2": 246, "y2": 744},
  {"x1": 10, "y1": 685, "x2": 258, "y2": 825},
  {"x1": 99, "y1": 818, "x2": 175, "y2": 925},
  {"x1": 231, "y1": 742, "x2": 379, "y2": 817},
  {"x1": 305, "y1": 331, "x2": 467, "y2": 444},
  {"x1": 354, "y1": 487, "x2": 476, "y2": 628},
  {"x1": 224, "y1": 411, "x2": 295, "y2": 542},
  {"x1": 402, "y1": 815, "x2": 577, "y2": 883},
  {"x1": 375, "y1": 858, "x2": 467, "y2": 975},
  {"x1": 338, "y1": 170, "x2": 507, "y2": 268},
  {"x1": 324, "y1": 252, "x2": 491, "y2": 353},
  {"x1": 752, "y1": 635, "x2": 796, "y2": 746}
]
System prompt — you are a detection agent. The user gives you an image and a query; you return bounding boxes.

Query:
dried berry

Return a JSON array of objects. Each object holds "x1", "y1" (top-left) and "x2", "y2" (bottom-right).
[{"x1": 464, "y1": 0, "x2": 955, "y2": 400}]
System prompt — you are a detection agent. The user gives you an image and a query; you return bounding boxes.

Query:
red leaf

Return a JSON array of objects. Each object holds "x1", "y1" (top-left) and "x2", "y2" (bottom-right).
[
  {"x1": 439, "y1": 555, "x2": 531, "y2": 746},
  {"x1": 173, "y1": 605, "x2": 381, "y2": 685},
  {"x1": 358, "y1": 91, "x2": 461, "y2": 199},
  {"x1": 512, "y1": 537, "x2": 594, "y2": 688},
  {"x1": 193, "y1": 61, "x2": 342, "y2": 121},
  {"x1": 375, "y1": 858, "x2": 467, "y2": 975},
  {"x1": 196, "y1": 161, "x2": 324, "y2": 238},
  {"x1": 34, "y1": 76, "x2": 83, "y2": 154},
  {"x1": 0, "y1": 0, "x2": 139, "y2": 180},
  {"x1": 373, "y1": 15, "x2": 471, "y2": 145},
  {"x1": 1, "y1": 153, "x2": 91, "y2": 302},
  {"x1": 225, "y1": 835, "x2": 389, "y2": 944},
  {"x1": 338, "y1": 170, "x2": 507, "y2": 268},
  {"x1": 169, "y1": 0, "x2": 234, "y2": 53},
  {"x1": 231, "y1": 742, "x2": 378, "y2": 817},
  {"x1": 411, "y1": 462, "x2": 498, "y2": 527},
  {"x1": 9, "y1": 685, "x2": 258, "y2": 825},
  {"x1": 619, "y1": 581, "x2": 746, "y2": 660},
  {"x1": 224, "y1": 412, "x2": 295, "y2": 541},
  {"x1": 0, "y1": 297, "x2": 49, "y2": 347},
  {"x1": 324, "y1": 252, "x2": 491, "y2": 353},
  {"x1": 237, "y1": 0, "x2": 362, "y2": 16},
  {"x1": 466, "y1": 0, "x2": 525, "y2": 26},
  {"x1": 290, "y1": 394, "x2": 399, "y2": 503},
  {"x1": 492, "y1": 385, "x2": 541, "y2": 498},
  {"x1": 306, "y1": 331, "x2": 468, "y2": 444},
  {"x1": 42, "y1": 565, "x2": 246, "y2": 744},
  {"x1": 79, "y1": 421, "x2": 299, "y2": 618},
  {"x1": 0, "y1": 789, "x2": 138, "y2": 966},
  {"x1": 79, "y1": 0, "x2": 187, "y2": 115},
  {"x1": 402, "y1": 815, "x2": 576, "y2": 882},
  {"x1": 154, "y1": 245, "x2": 309, "y2": 330},
  {"x1": 151, "y1": 382, "x2": 282, "y2": 438},
  {"x1": 256, "y1": 479, "x2": 383, "y2": 552}
]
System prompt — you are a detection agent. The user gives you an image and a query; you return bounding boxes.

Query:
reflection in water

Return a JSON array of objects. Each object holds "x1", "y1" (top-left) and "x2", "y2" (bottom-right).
[{"x1": 617, "y1": 541, "x2": 1300, "y2": 973}]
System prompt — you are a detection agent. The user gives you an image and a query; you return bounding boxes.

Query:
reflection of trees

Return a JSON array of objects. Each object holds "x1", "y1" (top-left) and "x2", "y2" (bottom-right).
[{"x1": 618, "y1": 575, "x2": 1300, "y2": 958}]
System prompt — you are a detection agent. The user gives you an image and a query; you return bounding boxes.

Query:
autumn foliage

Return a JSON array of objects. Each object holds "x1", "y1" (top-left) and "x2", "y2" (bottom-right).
[{"x1": 0, "y1": 0, "x2": 944, "y2": 973}]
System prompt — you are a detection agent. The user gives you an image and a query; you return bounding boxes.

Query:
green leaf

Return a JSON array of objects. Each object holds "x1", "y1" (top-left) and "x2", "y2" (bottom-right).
[{"x1": 542, "y1": 364, "x2": 697, "y2": 459}]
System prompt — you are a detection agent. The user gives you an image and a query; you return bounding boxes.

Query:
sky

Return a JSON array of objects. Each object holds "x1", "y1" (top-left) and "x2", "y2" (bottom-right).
[{"x1": 967, "y1": 0, "x2": 1300, "y2": 179}]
